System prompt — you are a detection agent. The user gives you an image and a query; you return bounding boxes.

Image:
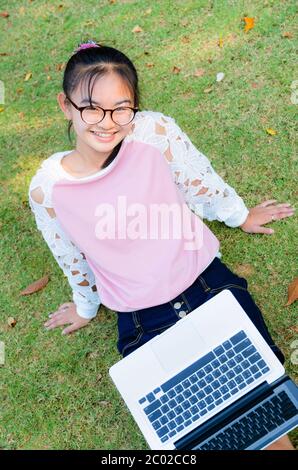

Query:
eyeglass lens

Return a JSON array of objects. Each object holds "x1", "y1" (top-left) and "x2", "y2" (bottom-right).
[{"x1": 82, "y1": 107, "x2": 135, "y2": 125}]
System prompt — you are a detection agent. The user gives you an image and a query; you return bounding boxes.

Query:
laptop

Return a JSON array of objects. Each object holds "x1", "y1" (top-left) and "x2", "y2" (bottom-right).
[{"x1": 109, "y1": 289, "x2": 298, "y2": 450}]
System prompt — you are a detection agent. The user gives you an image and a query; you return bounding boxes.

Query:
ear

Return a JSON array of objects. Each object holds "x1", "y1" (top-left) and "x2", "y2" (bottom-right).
[{"x1": 57, "y1": 92, "x2": 72, "y2": 120}]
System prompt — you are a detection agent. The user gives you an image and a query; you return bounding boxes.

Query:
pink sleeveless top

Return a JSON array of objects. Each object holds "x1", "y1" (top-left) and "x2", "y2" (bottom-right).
[{"x1": 52, "y1": 139, "x2": 220, "y2": 311}]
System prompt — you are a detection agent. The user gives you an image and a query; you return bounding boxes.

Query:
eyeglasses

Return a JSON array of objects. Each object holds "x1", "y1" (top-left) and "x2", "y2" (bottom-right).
[{"x1": 65, "y1": 95, "x2": 138, "y2": 126}]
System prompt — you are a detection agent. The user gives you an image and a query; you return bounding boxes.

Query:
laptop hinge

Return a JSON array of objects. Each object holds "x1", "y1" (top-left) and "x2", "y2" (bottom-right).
[{"x1": 174, "y1": 380, "x2": 273, "y2": 450}]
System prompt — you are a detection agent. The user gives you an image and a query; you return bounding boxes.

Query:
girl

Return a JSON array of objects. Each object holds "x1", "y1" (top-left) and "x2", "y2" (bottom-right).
[{"x1": 28, "y1": 41, "x2": 295, "y2": 450}]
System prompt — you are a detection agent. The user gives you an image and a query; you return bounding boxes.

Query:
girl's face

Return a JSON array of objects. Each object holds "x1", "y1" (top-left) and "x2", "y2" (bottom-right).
[{"x1": 58, "y1": 72, "x2": 135, "y2": 157}]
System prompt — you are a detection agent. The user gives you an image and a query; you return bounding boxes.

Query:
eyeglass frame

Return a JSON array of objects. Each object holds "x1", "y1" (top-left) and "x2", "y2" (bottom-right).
[{"x1": 65, "y1": 95, "x2": 139, "y2": 125}]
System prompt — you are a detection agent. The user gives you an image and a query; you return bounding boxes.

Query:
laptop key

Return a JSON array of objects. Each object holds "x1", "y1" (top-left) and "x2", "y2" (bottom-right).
[
  {"x1": 230, "y1": 331, "x2": 246, "y2": 345},
  {"x1": 157, "y1": 425, "x2": 169, "y2": 438},
  {"x1": 144, "y1": 399, "x2": 161, "y2": 415},
  {"x1": 146, "y1": 393, "x2": 155, "y2": 403}
]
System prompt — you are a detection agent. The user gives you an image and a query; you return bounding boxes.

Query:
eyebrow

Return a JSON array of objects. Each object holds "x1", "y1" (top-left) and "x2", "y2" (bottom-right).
[{"x1": 80, "y1": 98, "x2": 132, "y2": 106}]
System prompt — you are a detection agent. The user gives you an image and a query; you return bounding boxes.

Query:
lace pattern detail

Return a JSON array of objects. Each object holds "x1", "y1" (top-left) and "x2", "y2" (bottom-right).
[
  {"x1": 130, "y1": 111, "x2": 249, "y2": 227},
  {"x1": 28, "y1": 164, "x2": 100, "y2": 319}
]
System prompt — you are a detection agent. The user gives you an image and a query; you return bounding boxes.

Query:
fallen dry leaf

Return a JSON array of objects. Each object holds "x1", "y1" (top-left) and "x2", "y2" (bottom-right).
[
  {"x1": 56, "y1": 62, "x2": 65, "y2": 71},
  {"x1": 282, "y1": 32, "x2": 293, "y2": 39},
  {"x1": 7, "y1": 317, "x2": 17, "y2": 327},
  {"x1": 24, "y1": 72, "x2": 32, "y2": 81},
  {"x1": 145, "y1": 8, "x2": 152, "y2": 15},
  {"x1": 132, "y1": 25, "x2": 143, "y2": 33},
  {"x1": 18, "y1": 112, "x2": 25, "y2": 119},
  {"x1": 172, "y1": 66, "x2": 181, "y2": 74},
  {"x1": 0, "y1": 107, "x2": 4, "y2": 113},
  {"x1": 181, "y1": 36, "x2": 190, "y2": 44},
  {"x1": 204, "y1": 87, "x2": 213, "y2": 93},
  {"x1": 243, "y1": 17, "x2": 255, "y2": 32},
  {"x1": 266, "y1": 128, "x2": 277, "y2": 136},
  {"x1": 218, "y1": 38, "x2": 224, "y2": 48},
  {"x1": 20, "y1": 275, "x2": 49, "y2": 295},
  {"x1": 145, "y1": 63, "x2": 154, "y2": 68},
  {"x1": 16, "y1": 88, "x2": 23, "y2": 94},
  {"x1": 285, "y1": 277, "x2": 298, "y2": 306},
  {"x1": 0, "y1": 11, "x2": 9, "y2": 18},
  {"x1": 0, "y1": 52, "x2": 9, "y2": 56},
  {"x1": 194, "y1": 69, "x2": 205, "y2": 77}
]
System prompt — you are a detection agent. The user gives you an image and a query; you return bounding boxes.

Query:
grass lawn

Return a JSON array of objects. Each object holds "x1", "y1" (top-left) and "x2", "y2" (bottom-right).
[{"x1": 0, "y1": 0, "x2": 297, "y2": 450}]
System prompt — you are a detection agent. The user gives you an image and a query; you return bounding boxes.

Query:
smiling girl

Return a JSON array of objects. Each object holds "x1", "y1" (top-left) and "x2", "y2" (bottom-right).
[{"x1": 28, "y1": 41, "x2": 295, "y2": 450}]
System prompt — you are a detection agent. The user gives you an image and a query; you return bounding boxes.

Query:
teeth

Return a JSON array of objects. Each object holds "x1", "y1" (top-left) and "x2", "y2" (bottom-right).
[{"x1": 93, "y1": 132, "x2": 114, "y2": 137}]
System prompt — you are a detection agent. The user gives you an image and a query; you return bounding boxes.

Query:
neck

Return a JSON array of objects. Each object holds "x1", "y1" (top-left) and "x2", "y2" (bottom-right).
[{"x1": 76, "y1": 140, "x2": 112, "y2": 171}]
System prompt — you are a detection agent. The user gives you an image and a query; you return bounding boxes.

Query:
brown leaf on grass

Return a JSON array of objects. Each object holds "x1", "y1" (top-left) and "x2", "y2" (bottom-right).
[
  {"x1": 0, "y1": 11, "x2": 9, "y2": 18},
  {"x1": 282, "y1": 32, "x2": 293, "y2": 39},
  {"x1": 16, "y1": 88, "x2": 23, "y2": 94},
  {"x1": 242, "y1": 17, "x2": 255, "y2": 32},
  {"x1": 285, "y1": 277, "x2": 298, "y2": 306},
  {"x1": 56, "y1": 62, "x2": 65, "y2": 72},
  {"x1": 181, "y1": 36, "x2": 190, "y2": 44},
  {"x1": 0, "y1": 52, "x2": 9, "y2": 56},
  {"x1": 203, "y1": 87, "x2": 213, "y2": 93},
  {"x1": 172, "y1": 66, "x2": 181, "y2": 74},
  {"x1": 132, "y1": 25, "x2": 143, "y2": 33},
  {"x1": 194, "y1": 68, "x2": 205, "y2": 77},
  {"x1": 18, "y1": 112, "x2": 25, "y2": 119},
  {"x1": 145, "y1": 63, "x2": 154, "y2": 68},
  {"x1": 0, "y1": 107, "x2": 4, "y2": 113},
  {"x1": 7, "y1": 317, "x2": 17, "y2": 327},
  {"x1": 20, "y1": 275, "x2": 49, "y2": 296}
]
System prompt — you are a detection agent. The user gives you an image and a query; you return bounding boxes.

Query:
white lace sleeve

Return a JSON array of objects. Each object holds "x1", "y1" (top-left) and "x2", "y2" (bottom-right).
[
  {"x1": 144, "y1": 111, "x2": 249, "y2": 228},
  {"x1": 28, "y1": 165, "x2": 101, "y2": 319}
]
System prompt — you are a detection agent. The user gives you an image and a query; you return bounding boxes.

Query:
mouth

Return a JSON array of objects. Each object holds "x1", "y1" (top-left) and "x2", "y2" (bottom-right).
[{"x1": 91, "y1": 130, "x2": 118, "y2": 142}]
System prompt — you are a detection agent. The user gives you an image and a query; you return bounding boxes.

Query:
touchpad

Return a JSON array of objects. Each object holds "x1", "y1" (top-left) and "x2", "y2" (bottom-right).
[{"x1": 150, "y1": 320, "x2": 206, "y2": 373}]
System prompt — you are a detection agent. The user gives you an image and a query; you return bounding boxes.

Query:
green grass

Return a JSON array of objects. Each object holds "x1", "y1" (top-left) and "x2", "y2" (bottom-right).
[{"x1": 0, "y1": 0, "x2": 297, "y2": 450}]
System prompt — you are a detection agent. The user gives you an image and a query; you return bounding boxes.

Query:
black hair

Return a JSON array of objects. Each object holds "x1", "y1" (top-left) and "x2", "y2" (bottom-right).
[{"x1": 62, "y1": 43, "x2": 141, "y2": 169}]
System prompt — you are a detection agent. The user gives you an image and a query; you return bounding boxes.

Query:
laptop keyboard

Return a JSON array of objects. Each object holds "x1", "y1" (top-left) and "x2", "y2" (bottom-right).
[
  {"x1": 196, "y1": 391, "x2": 297, "y2": 449},
  {"x1": 138, "y1": 330, "x2": 270, "y2": 443}
]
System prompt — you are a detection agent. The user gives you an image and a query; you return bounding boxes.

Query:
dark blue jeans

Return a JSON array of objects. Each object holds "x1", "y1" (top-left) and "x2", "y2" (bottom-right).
[{"x1": 116, "y1": 256, "x2": 285, "y2": 364}]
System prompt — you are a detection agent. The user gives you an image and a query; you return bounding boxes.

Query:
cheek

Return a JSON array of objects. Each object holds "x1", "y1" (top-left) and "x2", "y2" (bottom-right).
[{"x1": 72, "y1": 118, "x2": 88, "y2": 134}]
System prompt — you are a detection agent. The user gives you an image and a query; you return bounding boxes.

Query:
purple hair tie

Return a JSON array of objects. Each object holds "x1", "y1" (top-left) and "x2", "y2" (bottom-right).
[{"x1": 74, "y1": 40, "x2": 101, "y2": 54}]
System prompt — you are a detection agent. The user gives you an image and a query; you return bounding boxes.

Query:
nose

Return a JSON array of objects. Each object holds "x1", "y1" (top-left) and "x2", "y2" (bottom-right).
[{"x1": 97, "y1": 110, "x2": 117, "y2": 129}]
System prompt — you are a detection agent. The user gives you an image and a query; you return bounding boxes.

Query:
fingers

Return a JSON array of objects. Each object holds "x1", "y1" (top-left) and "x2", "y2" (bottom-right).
[
  {"x1": 253, "y1": 225, "x2": 275, "y2": 235},
  {"x1": 62, "y1": 324, "x2": 84, "y2": 335},
  {"x1": 44, "y1": 313, "x2": 71, "y2": 330},
  {"x1": 258, "y1": 200, "x2": 295, "y2": 210},
  {"x1": 258, "y1": 199, "x2": 278, "y2": 208},
  {"x1": 269, "y1": 209, "x2": 295, "y2": 221}
]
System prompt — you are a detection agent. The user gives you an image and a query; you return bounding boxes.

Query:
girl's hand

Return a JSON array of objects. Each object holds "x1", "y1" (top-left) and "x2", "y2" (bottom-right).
[
  {"x1": 240, "y1": 199, "x2": 295, "y2": 235},
  {"x1": 44, "y1": 302, "x2": 91, "y2": 335}
]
